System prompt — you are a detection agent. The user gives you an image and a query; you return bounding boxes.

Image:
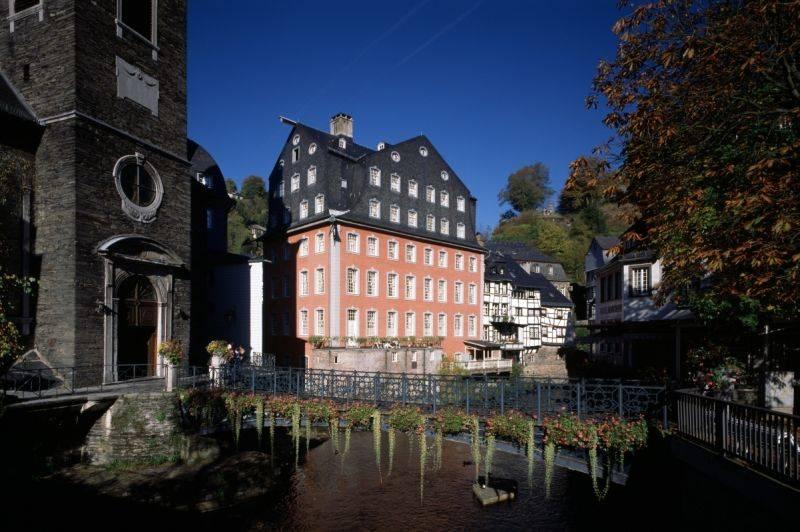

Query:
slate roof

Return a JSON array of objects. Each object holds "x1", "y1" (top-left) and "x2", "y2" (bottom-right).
[
  {"x1": 188, "y1": 138, "x2": 229, "y2": 198},
  {"x1": 594, "y1": 235, "x2": 620, "y2": 249},
  {"x1": 485, "y1": 240, "x2": 556, "y2": 262},
  {"x1": 485, "y1": 250, "x2": 573, "y2": 308},
  {"x1": 266, "y1": 117, "x2": 481, "y2": 251},
  {"x1": 0, "y1": 69, "x2": 38, "y2": 124}
]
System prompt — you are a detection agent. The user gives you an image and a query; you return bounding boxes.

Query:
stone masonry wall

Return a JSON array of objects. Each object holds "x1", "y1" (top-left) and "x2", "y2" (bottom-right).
[
  {"x1": 82, "y1": 392, "x2": 183, "y2": 465},
  {"x1": 311, "y1": 347, "x2": 444, "y2": 374}
]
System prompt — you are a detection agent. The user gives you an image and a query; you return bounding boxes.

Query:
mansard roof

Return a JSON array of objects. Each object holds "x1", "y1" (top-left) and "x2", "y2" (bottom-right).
[{"x1": 267, "y1": 117, "x2": 481, "y2": 251}]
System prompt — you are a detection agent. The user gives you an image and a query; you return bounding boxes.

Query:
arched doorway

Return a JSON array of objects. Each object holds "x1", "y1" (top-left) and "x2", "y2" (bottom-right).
[{"x1": 117, "y1": 275, "x2": 158, "y2": 379}]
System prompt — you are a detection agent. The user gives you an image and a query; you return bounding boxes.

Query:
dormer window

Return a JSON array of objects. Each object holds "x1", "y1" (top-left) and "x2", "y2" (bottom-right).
[
  {"x1": 291, "y1": 173, "x2": 300, "y2": 192},
  {"x1": 307, "y1": 166, "x2": 317, "y2": 185},
  {"x1": 457, "y1": 222, "x2": 465, "y2": 239},
  {"x1": 390, "y1": 173, "x2": 401, "y2": 192},
  {"x1": 292, "y1": 134, "x2": 301, "y2": 146},
  {"x1": 377, "y1": 142, "x2": 386, "y2": 151},
  {"x1": 299, "y1": 200, "x2": 308, "y2": 219},
  {"x1": 440, "y1": 218, "x2": 450, "y2": 235},
  {"x1": 426, "y1": 214, "x2": 435, "y2": 232},
  {"x1": 457, "y1": 196, "x2": 465, "y2": 212},
  {"x1": 117, "y1": 0, "x2": 156, "y2": 45},
  {"x1": 308, "y1": 143, "x2": 317, "y2": 155},
  {"x1": 277, "y1": 179, "x2": 285, "y2": 198},
  {"x1": 369, "y1": 167, "x2": 381, "y2": 187},
  {"x1": 419, "y1": 146, "x2": 429, "y2": 157},
  {"x1": 426, "y1": 186, "x2": 435, "y2": 203},
  {"x1": 440, "y1": 190, "x2": 449, "y2": 207},
  {"x1": 390, "y1": 204, "x2": 400, "y2": 223},
  {"x1": 315, "y1": 194, "x2": 325, "y2": 214},
  {"x1": 339, "y1": 138, "x2": 347, "y2": 149},
  {"x1": 441, "y1": 170, "x2": 449, "y2": 181},
  {"x1": 369, "y1": 199, "x2": 381, "y2": 219}
]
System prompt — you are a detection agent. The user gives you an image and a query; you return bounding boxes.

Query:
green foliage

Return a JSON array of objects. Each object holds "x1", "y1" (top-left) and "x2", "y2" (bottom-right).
[
  {"x1": 486, "y1": 410, "x2": 532, "y2": 448},
  {"x1": 387, "y1": 427, "x2": 396, "y2": 476},
  {"x1": 431, "y1": 407, "x2": 470, "y2": 435},
  {"x1": 226, "y1": 175, "x2": 268, "y2": 256},
  {"x1": 157, "y1": 339, "x2": 184, "y2": 365},
  {"x1": 438, "y1": 353, "x2": 469, "y2": 377},
  {"x1": 498, "y1": 163, "x2": 553, "y2": 213},
  {"x1": 343, "y1": 402, "x2": 375, "y2": 429},
  {"x1": 387, "y1": 405, "x2": 425, "y2": 433}
]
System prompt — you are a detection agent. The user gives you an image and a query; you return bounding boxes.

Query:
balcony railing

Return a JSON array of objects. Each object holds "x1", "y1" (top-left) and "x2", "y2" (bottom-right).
[{"x1": 459, "y1": 358, "x2": 514, "y2": 372}]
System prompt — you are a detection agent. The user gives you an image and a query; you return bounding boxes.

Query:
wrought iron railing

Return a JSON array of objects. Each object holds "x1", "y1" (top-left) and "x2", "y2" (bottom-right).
[
  {"x1": 2, "y1": 363, "x2": 166, "y2": 399},
  {"x1": 180, "y1": 365, "x2": 666, "y2": 420},
  {"x1": 674, "y1": 390, "x2": 800, "y2": 485}
]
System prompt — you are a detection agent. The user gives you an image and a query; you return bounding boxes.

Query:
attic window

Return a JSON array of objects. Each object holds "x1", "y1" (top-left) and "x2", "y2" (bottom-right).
[
  {"x1": 419, "y1": 146, "x2": 428, "y2": 157},
  {"x1": 391, "y1": 151, "x2": 401, "y2": 162},
  {"x1": 118, "y1": 0, "x2": 155, "y2": 45},
  {"x1": 441, "y1": 171, "x2": 449, "y2": 181},
  {"x1": 377, "y1": 142, "x2": 386, "y2": 151},
  {"x1": 293, "y1": 134, "x2": 301, "y2": 146},
  {"x1": 292, "y1": 147, "x2": 299, "y2": 163},
  {"x1": 308, "y1": 143, "x2": 317, "y2": 155},
  {"x1": 339, "y1": 138, "x2": 347, "y2": 149}
]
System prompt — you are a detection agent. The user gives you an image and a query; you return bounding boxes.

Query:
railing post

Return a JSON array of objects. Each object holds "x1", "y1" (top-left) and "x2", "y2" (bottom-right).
[
  {"x1": 402, "y1": 373, "x2": 408, "y2": 405},
  {"x1": 714, "y1": 400, "x2": 725, "y2": 452},
  {"x1": 465, "y1": 379, "x2": 470, "y2": 415},
  {"x1": 432, "y1": 375, "x2": 437, "y2": 414},
  {"x1": 618, "y1": 382, "x2": 624, "y2": 417},
  {"x1": 500, "y1": 380, "x2": 505, "y2": 415},
  {"x1": 296, "y1": 369, "x2": 301, "y2": 398},
  {"x1": 251, "y1": 367, "x2": 256, "y2": 394},
  {"x1": 374, "y1": 372, "x2": 380, "y2": 405},
  {"x1": 273, "y1": 369, "x2": 277, "y2": 396},
  {"x1": 576, "y1": 380, "x2": 582, "y2": 418},
  {"x1": 483, "y1": 372, "x2": 488, "y2": 411},
  {"x1": 536, "y1": 382, "x2": 542, "y2": 422}
]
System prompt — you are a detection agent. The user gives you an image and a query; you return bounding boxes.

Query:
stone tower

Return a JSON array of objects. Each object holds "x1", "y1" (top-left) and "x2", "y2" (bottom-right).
[{"x1": 0, "y1": 0, "x2": 192, "y2": 382}]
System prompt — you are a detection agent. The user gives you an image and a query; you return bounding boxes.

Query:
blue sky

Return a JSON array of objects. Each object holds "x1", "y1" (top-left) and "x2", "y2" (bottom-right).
[{"x1": 187, "y1": 1, "x2": 622, "y2": 232}]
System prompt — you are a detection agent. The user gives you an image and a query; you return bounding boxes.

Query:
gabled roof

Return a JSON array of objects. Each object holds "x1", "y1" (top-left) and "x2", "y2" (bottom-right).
[
  {"x1": 485, "y1": 250, "x2": 574, "y2": 308},
  {"x1": 594, "y1": 235, "x2": 620, "y2": 249},
  {"x1": 527, "y1": 271, "x2": 573, "y2": 308}
]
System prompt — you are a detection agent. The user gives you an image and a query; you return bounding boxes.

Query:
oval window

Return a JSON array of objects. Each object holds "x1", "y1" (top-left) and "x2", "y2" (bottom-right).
[{"x1": 391, "y1": 151, "x2": 401, "y2": 162}]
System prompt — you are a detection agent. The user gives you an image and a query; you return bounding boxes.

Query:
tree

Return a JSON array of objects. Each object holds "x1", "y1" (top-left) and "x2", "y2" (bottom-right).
[
  {"x1": 226, "y1": 175, "x2": 269, "y2": 256},
  {"x1": 497, "y1": 163, "x2": 552, "y2": 213},
  {"x1": 558, "y1": 156, "x2": 611, "y2": 214},
  {"x1": 591, "y1": 0, "x2": 800, "y2": 319}
]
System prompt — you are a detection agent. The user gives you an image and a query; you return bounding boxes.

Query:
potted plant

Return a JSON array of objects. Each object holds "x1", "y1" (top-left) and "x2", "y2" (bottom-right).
[
  {"x1": 206, "y1": 340, "x2": 230, "y2": 384},
  {"x1": 158, "y1": 339, "x2": 183, "y2": 392}
]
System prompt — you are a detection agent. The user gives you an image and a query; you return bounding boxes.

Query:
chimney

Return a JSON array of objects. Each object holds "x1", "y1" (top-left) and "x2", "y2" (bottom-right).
[{"x1": 330, "y1": 113, "x2": 353, "y2": 139}]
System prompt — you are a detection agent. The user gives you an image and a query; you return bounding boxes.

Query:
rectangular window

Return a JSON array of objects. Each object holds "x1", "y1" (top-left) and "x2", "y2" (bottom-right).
[
  {"x1": 390, "y1": 173, "x2": 401, "y2": 192},
  {"x1": 277, "y1": 179, "x2": 285, "y2": 198},
  {"x1": 291, "y1": 173, "x2": 300, "y2": 192},
  {"x1": 455, "y1": 253, "x2": 463, "y2": 270},
  {"x1": 390, "y1": 204, "x2": 400, "y2": 223},
  {"x1": 386, "y1": 311, "x2": 398, "y2": 337},
  {"x1": 438, "y1": 250, "x2": 447, "y2": 268},
  {"x1": 347, "y1": 268, "x2": 359, "y2": 295},
  {"x1": 315, "y1": 232, "x2": 325, "y2": 253},
  {"x1": 438, "y1": 314, "x2": 447, "y2": 337},
  {"x1": 426, "y1": 215, "x2": 435, "y2": 232},
  {"x1": 438, "y1": 279, "x2": 447, "y2": 302},
  {"x1": 454, "y1": 315, "x2": 463, "y2": 336},
  {"x1": 469, "y1": 256, "x2": 477, "y2": 272},
  {"x1": 387, "y1": 273, "x2": 398, "y2": 298},
  {"x1": 408, "y1": 180, "x2": 418, "y2": 198},
  {"x1": 455, "y1": 282, "x2": 464, "y2": 304},
  {"x1": 424, "y1": 248, "x2": 433, "y2": 265},
  {"x1": 367, "y1": 270, "x2": 378, "y2": 296},
  {"x1": 388, "y1": 241, "x2": 398, "y2": 260},
  {"x1": 315, "y1": 309, "x2": 325, "y2": 335},
  {"x1": 366, "y1": 310, "x2": 377, "y2": 336},
  {"x1": 424, "y1": 313, "x2": 433, "y2": 336},
  {"x1": 369, "y1": 167, "x2": 381, "y2": 187},
  {"x1": 440, "y1": 218, "x2": 449, "y2": 235},
  {"x1": 367, "y1": 236, "x2": 378, "y2": 257},
  {"x1": 405, "y1": 244, "x2": 416, "y2": 263},
  {"x1": 292, "y1": 147, "x2": 300, "y2": 163},
  {"x1": 468, "y1": 283, "x2": 477, "y2": 305},
  {"x1": 347, "y1": 232, "x2": 359, "y2": 253},
  {"x1": 315, "y1": 268, "x2": 325, "y2": 294},
  {"x1": 283, "y1": 276, "x2": 290, "y2": 297},
  {"x1": 457, "y1": 196, "x2": 465, "y2": 212},
  {"x1": 408, "y1": 210, "x2": 418, "y2": 228},
  {"x1": 631, "y1": 266, "x2": 651, "y2": 295},
  {"x1": 307, "y1": 166, "x2": 317, "y2": 185},
  {"x1": 468, "y1": 315, "x2": 477, "y2": 337},
  {"x1": 426, "y1": 186, "x2": 435, "y2": 203},
  {"x1": 299, "y1": 271, "x2": 309, "y2": 296},
  {"x1": 299, "y1": 310, "x2": 309, "y2": 336},
  {"x1": 457, "y1": 223, "x2": 465, "y2": 239},
  {"x1": 315, "y1": 194, "x2": 325, "y2": 214},
  {"x1": 369, "y1": 199, "x2": 380, "y2": 218},
  {"x1": 299, "y1": 238, "x2": 309, "y2": 257},
  {"x1": 299, "y1": 200, "x2": 308, "y2": 219},
  {"x1": 405, "y1": 312, "x2": 416, "y2": 336},
  {"x1": 405, "y1": 275, "x2": 416, "y2": 299},
  {"x1": 440, "y1": 190, "x2": 449, "y2": 207},
  {"x1": 119, "y1": 0, "x2": 154, "y2": 42},
  {"x1": 424, "y1": 278, "x2": 433, "y2": 301}
]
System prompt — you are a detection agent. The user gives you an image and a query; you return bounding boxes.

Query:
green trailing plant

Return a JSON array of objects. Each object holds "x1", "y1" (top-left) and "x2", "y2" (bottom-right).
[
  {"x1": 527, "y1": 420, "x2": 535, "y2": 489},
  {"x1": 484, "y1": 433, "x2": 496, "y2": 480},
  {"x1": 544, "y1": 441, "x2": 555, "y2": 499},
  {"x1": 372, "y1": 409, "x2": 382, "y2": 482},
  {"x1": 269, "y1": 410, "x2": 276, "y2": 464},
  {"x1": 291, "y1": 402, "x2": 301, "y2": 465},
  {"x1": 343, "y1": 402, "x2": 375, "y2": 430},
  {"x1": 433, "y1": 427, "x2": 443, "y2": 471},
  {"x1": 418, "y1": 428, "x2": 427, "y2": 501},
  {"x1": 469, "y1": 416, "x2": 481, "y2": 481},
  {"x1": 329, "y1": 418, "x2": 340, "y2": 454},
  {"x1": 432, "y1": 407, "x2": 470, "y2": 435},
  {"x1": 387, "y1": 427, "x2": 396, "y2": 476},
  {"x1": 255, "y1": 397, "x2": 265, "y2": 446}
]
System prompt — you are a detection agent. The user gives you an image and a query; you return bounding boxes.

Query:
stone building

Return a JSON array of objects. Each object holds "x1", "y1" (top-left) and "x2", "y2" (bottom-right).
[
  {"x1": 263, "y1": 114, "x2": 484, "y2": 369},
  {"x1": 0, "y1": 0, "x2": 229, "y2": 383}
]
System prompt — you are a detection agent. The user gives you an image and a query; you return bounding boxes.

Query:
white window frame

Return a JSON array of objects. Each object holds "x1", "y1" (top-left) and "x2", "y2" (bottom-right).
[
  {"x1": 315, "y1": 267, "x2": 325, "y2": 294},
  {"x1": 438, "y1": 279, "x2": 447, "y2": 303},
  {"x1": 440, "y1": 190, "x2": 449, "y2": 207},
  {"x1": 426, "y1": 185, "x2": 435, "y2": 203},
  {"x1": 387, "y1": 240, "x2": 399, "y2": 260},
  {"x1": 347, "y1": 232, "x2": 360, "y2": 254},
  {"x1": 454, "y1": 314, "x2": 463, "y2": 337},
  {"x1": 440, "y1": 218, "x2": 449, "y2": 235},
  {"x1": 424, "y1": 312, "x2": 433, "y2": 336},
  {"x1": 426, "y1": 215, "x2": 436, "y2": 232},
  {"x1": 299, "y1": 200, "x2": 308, "y2": 219},
  {"x1": 468, "y1": 283, "x2": 477, "y2": 305},
  {"x1": 291, "y1": 173, "x2": 300, "y2": 192},
  {"x1": 299, "y1": 238, "x2": 309, "y2": 257},
  {"x1": 315, "y1": 194, "x2": 325, "y2": 214},
  {"x1": 457, "y1": 222, "x2": 465, "y2": 239},
  {"x1": 387, "y1": 272, "x2": 399, "y2": 298},
  {"x1": 423, "y1": 277, "x2": 433, "y2": 302},
  {"x1": 346, "y1": 267, "x2": 360, "y2": 295},
  {"x1": 457, "y1": 195, "x2": 465, "y2": 212},
  {"x1": 438, "y1": 250, "x2": 447, "y2": 268},
  {"x1": 386, "y1": 311, "x2": 398, "y2": 337},
  {"x1": 424, "y1": 248, "x2": 433, "y2": 266},
  {"x1": 369, "y1": 166, "x2": 381, "y2": 187},
  {"x1": 366, "y1": 310, "x2": 378, "y2": 336},
  {"x1": 366, "y1": 269, "x2": 379, "y2": 297},
  {"x1": 307, "y1": 166, "x2": 317, "y2": 185},
  {"x1": 390, "y1": 173, "x2": 401, "y2": 192},
  {"x1": 408, "y1": 179, "x2": 418, "y2": 198},
  {"x1": 455, "y1": 281, "x2": 464, "y2": 304},
  {"x1": 405, "y1": 244, "x2": 416, "y2": 263},
  {"x1": 438, "y1": 313, "x2": 447, "y2": 337},
  {"x1": 299, "y1": 309, "x2": 309, "y2": 336},
  {"x1": 455, "y1": 253, "x2": 463, "y2": 270},
  {"x1": 405, "y1": 312, "x2": 416, "y2": 337},
  {"x1": 405, "y1": 275, "x2": 416, "y2": 300},
  {"x1": 299, "y1": 270, "x2": 309, "y2": 296},
  {"x1": 315, "y1": 308, "x2": 325, "y2": 335},
  {"x1": 390, "y1": 204, "x2": 400, "y2": 223},
  {"x1": 315, "y1": 232, "x2": 325, "y2": 253},
  {"x1": 469, "y1": 256, "x2": 477, "y2": 272},
  {"x1": 408, "y1": 209, "x2": 418, "y2": 228},
  {"x1": 369, "y1": 199, "x2": 381, "y2": 219},
  {"x1": 367, "y1": 236, "x2": 379, "y2": 257}
]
